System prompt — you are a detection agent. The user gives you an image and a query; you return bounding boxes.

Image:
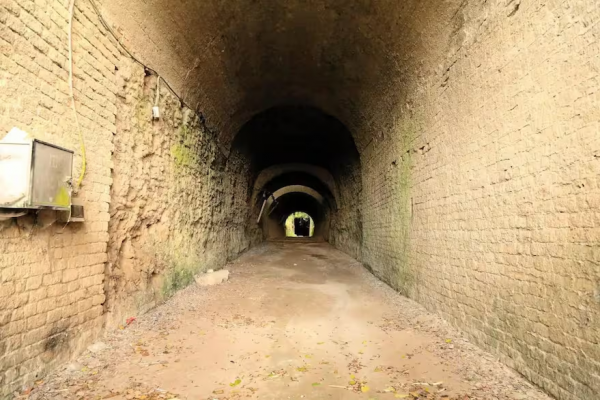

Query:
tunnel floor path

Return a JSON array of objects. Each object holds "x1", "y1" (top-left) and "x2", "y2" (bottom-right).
[{"x1": 32, "y1": 243, "x2": 550, "y2": 400}]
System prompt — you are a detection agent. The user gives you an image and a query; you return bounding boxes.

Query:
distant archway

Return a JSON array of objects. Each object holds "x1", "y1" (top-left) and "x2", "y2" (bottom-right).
[{"x1": 285, "y1": 212, "x2": 315, "y2": 237}]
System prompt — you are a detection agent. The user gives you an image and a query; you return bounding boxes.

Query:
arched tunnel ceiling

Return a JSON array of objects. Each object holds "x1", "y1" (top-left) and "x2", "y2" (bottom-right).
[
  {"x1": 271, "y1": 185, "x2": 324, "y2": 204},
  {"x1": 253, "y1": 165, "x2": 339, "y2": 208},
  {"x1": 99, "y1": 0, "x2": 462, "y2": 153}
]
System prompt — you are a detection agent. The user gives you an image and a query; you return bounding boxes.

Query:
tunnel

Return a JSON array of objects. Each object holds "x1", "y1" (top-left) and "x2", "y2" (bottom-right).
[
  {"x1": 0, "y1": 1, "x2": 598, "y2": 399},
  {"x1": 232, "y1": 105, "x2": 359, "y2": 243}
]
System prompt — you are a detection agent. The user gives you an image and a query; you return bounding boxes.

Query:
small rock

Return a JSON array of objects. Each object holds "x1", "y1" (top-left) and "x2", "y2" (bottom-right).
[
  {"x1": 87, "y1": 342, "x2": 108, "y2": 354},
  {"x1": 66, "y1": 362, "x2": 82, "y2": 372},
  {"x1": 207, "y1": 269, "x2": 214, "y2": 273},
  {"x1": 195, "y1": 270, "x2": 229, "y2": 286}
]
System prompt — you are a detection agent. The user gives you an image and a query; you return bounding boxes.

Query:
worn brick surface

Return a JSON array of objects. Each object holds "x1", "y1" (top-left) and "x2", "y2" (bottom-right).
[
  {"x1": 0, "y1": 0, "x2": 120, "y2": 395},
  {"x1": 361, "y1": 2, "x2": 600, "y2": 400},
  {"x1": 0, "y1": 0, "x2": 258, "y2": 397}
]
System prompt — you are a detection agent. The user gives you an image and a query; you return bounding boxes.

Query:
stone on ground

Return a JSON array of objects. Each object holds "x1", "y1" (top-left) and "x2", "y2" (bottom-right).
[{"x1": 195, "y1": 269, "x2": 229, "y2": 286}]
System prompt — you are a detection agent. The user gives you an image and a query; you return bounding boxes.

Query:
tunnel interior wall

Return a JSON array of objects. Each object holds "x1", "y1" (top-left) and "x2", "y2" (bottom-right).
[
  {"x1": 0, "y1": 1, "x2": 259, "y2": 395},
  {"x1": 105, "y1": 65, "x2": 260, "y2": 328},
  {"x1": 360, "y1": 3, "x2": 600, "y2": 400},
  {"x1": 0, "y1": 1, "x2": 117, "y2": 394}
]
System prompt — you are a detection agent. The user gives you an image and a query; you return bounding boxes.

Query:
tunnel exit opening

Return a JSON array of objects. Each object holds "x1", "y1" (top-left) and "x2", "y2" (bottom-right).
[{"x1": 285, "y1": 212, "x2": 314, "y2": 237}]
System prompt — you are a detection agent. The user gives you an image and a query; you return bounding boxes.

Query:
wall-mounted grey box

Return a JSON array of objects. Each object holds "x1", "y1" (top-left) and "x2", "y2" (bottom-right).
[{"x1": 0, "y1": 139, "x2": 73, "y2": 210}]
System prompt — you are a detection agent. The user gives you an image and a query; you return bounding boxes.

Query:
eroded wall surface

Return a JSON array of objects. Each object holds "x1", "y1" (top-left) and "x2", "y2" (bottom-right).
[
  {"x1": 0, "y1": 1, "x2": 258, "y2": 396},
  {"x1": 105, "y1": 67, "x2": 259, "y2": 328}
]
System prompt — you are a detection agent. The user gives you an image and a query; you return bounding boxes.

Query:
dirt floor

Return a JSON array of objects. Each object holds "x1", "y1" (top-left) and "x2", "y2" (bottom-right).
[{"x1": 24, "y1": 242, "x2": 551, "y2": 400}]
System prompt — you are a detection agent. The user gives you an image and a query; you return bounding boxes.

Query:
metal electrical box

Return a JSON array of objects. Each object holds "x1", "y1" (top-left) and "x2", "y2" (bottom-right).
[{"x1": 0, "y1": 139, "x2": 73, "y2": 210}]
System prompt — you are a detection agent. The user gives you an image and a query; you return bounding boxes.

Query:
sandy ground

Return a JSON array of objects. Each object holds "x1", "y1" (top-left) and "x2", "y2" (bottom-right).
[{"x1": 24, "y1": 241, "x2": 551, "y2": 400}]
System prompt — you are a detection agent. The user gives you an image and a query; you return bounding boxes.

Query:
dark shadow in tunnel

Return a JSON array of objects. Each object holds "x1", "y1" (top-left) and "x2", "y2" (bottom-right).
[
  {"x1": 232, "y1": 105, "x2": 359, "y2": 171},
  {"x1": 230, "y1": 105, "x2": 363, "y2": 256},
  {"x1": 294, "y1": 216, "x2": 311, "y2": 237}
]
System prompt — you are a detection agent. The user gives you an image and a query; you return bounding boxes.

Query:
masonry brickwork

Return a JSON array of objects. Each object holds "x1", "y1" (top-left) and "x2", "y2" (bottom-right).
[
  {"x1": 0, "y1": 0, "x2": 257, "y2": 397},
  {"x1": 361, "y1": 2, "x2": 600, "y2": 400},
  {"x1": 0, "y1": 0, "x2": 121, "y2": 395}
]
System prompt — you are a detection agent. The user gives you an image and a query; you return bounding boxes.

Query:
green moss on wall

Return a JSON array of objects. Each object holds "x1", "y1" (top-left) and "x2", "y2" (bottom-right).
[{"x1": 390, "y1": 114, "x2": 422, "y2": 297}]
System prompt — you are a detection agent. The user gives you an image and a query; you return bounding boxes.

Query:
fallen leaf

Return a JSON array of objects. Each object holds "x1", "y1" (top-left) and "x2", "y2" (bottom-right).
[
  {"x1": 317, "y1": 342, "x2": 325, "y2": 345},
  {"x1": 304, "y1": 354, "x2": 312, "y2": 359},
  {"x1": 348, "y1": 380, "x2": 357, "y2": 385},
  {"x1": 312, "y1": 382, "x2": 321, "y2": 387},
  {"x1": 445, "y1": 339, "x2": 452, "y2": 344},
  {"x1": 265, "y1": 355, "x2": 271, "y2": 358},
  {"x1": 297, "y1": 366, "x2": 308, "y2": 372},
  {"x1": 361, "y1": 385, "x2": 370, "y2": 393},
  {"x1": 395, "y1": 394, "x2": 409, "y2": 399},
  {"x1": 230, "y1": 378, "x2": 242, "y2": 387}
]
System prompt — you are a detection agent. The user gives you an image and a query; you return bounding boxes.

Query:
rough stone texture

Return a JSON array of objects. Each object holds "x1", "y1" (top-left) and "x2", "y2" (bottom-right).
[
  {"x1": 105, "y1": 65, "x2": 259, "y2": 328},
  {"x1": 0, "y1": 0, "x2": 119, "y2": 395},
  {"x1": 0, "y1": 0, "x2": 259, "y2": 397}
]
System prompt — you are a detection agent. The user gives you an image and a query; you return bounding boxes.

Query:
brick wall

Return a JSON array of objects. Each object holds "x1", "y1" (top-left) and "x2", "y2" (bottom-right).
[
  {"x1": 0, "y1": 0, "x2": 121, "y2": 395},
  {"x1": 361, "y1": 2, "x2": 600, "y2": 400},
  {"x1": 0, "y1": 0, "x2": 258, "y2": 396}
]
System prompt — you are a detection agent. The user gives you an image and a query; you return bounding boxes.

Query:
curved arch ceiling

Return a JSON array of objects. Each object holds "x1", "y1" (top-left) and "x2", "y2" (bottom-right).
[
  {"x1": 272, "y1": 185, "x2": 324, "y2": 204},
  {"x1": 252, "y1": 163, "x2": 340, "y2": 204},
  {"x1": 100, "y1": 0, "x2": 461, "y2": 153}
]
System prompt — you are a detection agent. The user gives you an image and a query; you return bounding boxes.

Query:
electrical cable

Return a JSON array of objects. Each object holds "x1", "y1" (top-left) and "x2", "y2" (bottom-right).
[
  {"x1": 154, "y1": 76, "x2": 161, "y2": 106},
  {"x1": 86, "y1": 0, "x2": 225, "y2": 157},
  {"x1": 69, "y1": 0, "x2": 87, "y2": 191},
  {"x1": 87, "y1": 0, "x2": 191, "y2": 110}
]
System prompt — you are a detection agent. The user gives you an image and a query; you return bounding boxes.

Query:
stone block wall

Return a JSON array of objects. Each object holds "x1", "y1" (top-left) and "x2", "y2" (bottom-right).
[
  {"x1": 361, "y1": 2, "x2": 600, "y2": 400},
  {"x1": 0, "y1": 0, "x2": 120, "y2": 395},
  {"x1": 0, "y1": 0, "x2": 257, "y2": 396}
]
